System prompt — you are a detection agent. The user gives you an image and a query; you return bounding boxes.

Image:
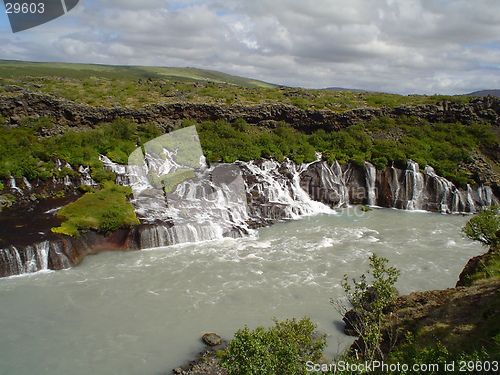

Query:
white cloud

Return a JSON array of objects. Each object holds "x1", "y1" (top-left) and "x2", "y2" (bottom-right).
[{"x1": 0, "y1": 0, "x2": 499, "y2": 94}]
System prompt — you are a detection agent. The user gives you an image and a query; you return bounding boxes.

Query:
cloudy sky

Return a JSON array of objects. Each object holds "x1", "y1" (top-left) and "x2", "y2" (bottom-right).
[{"x1": 1, "y1": 0, "x2": 499, "y2": 94}]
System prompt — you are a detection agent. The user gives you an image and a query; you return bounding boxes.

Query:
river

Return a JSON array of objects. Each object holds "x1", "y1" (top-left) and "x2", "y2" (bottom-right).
[{"x1": 0, "y1": 208, "x2": 483, "y2": 374}]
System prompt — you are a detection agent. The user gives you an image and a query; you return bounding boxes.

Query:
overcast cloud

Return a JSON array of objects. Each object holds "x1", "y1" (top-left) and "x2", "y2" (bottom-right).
[{"x1": 0, "y1": 0, "x2": 499, "y2": 94}]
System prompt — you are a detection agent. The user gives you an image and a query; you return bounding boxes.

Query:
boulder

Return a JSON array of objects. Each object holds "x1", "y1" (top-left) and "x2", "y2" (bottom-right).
[{"x1": 202, "y1": 333, "x2": 222, "y2": 346}]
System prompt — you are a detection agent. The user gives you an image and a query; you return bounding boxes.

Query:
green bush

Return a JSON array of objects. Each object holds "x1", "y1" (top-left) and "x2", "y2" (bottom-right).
[
  {"x1": 334, "y1": 254, "x2": 400, "y2": 362},
  {"x1": 51, "y1": 182, "x2": 139, "y2": 237},
  {"x1": 221, "y1": 317, "x2": 326, "y2": 375},
  {"x1": 462, "y1": 205, "x2": 500, "y2": 246}
]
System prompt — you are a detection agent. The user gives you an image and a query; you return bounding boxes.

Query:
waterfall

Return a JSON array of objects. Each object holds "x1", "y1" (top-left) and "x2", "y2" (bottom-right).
[
  {"x1": 466, "y1": 185, "x2": 477, "y2": 213},
  {"x1": 101, "y1": 127, "x2": 332, "y2": 249},
  {"x1": 364, "y1": 162, "x2": 377, "y2": 206},
  {"x1": 299, "y1": 160, "x2": 350, "y2": 208},
  {"x1": 424, "y1": 165, "x2": 465, "y2": 213},
  {"x1": 242, "y1": 159, "x2": 332, "y2": 221},
  {"x1": 22, "y1": 177, "x2": 32, "y2": 190},
  {"x1": 78, "y1": 165, "x2": 97, "y2": 186},
  {"x1": 0, "y1": 241, "x2": 54, "y2": 277},
  {"x1": 477, "y1": 185, "x2": 498, "y2": 209},
  {"x1": 6, "y1": 176, "x2": 23, "y2": 194},
  {"x1": 101, "y1": 127, "x2": 253, "y2": 248},
  {"x1": 404, "y1": 160, "x2": 424, "y2": 210}
]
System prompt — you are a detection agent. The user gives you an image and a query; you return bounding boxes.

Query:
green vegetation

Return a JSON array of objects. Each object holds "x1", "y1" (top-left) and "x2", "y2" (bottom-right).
[
  {"x1": 335, "y1": 254, "x2": 400, "y2": 362},
  {"x1": 198, "y1": 120, "x2": 316, "y2": 164},
  {"x1": 464, "y1": 247, "x2": 500, "y2": 284},
  {"x1": 0, "y1": 60, "x2": 472, "y2": 109},
  {"x1": 462, "y1": 205, "x2": 500, "y2": 246},
  {"x1": 221, "y1": 249, "x2": 499, "y2": 374},
  {"x1": 0, "y1": 114, "x2": 496, "y2": 188},
  {"x1": 0, "y1": 117, "x2": 159, "y2": 181},
  {"x1": 220, "y1": 317, "x2": 326, "y2": 375},
  {"x1": 461, "y1": 207, "x2": 500, "y2": 284},
  {"x1": 51, "y1": 181, "x2": 139, "y2": 237},
  {"x1": 0, "y1": 60, "x2": 274, "y2": 88},
  {"x1": 196, "y1": 116, "x2": 497, "y2": 186}
]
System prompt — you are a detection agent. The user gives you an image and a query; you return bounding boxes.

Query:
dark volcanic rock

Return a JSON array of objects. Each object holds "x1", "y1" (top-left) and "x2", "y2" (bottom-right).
[{"x1": 2, "y1": 90, "x2": 500, "y2": 137}]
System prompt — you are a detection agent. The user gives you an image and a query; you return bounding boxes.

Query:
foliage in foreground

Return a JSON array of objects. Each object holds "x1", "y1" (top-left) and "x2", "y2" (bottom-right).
[
  {"x1": 335, "y1": 254, "x2": 400, "y2": 362},
  {"x1": 220, "y1": 317, "x2": 326, "y2": 375},
  {"x1": 462, "y1": 205, "x2": 500, "y2": 246},
  {"x1": 51, "y1": 182, "x2": 140, "y2": 237},
  {"x1": 223, "y1": 251, "x2": 498, "y2": 375}
]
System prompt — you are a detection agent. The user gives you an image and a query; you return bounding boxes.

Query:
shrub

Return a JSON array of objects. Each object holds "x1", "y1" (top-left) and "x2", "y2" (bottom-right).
[
  {"x1": 90, "y1": 167, "x2": 116, "y2": 183},
  {"x1": 462, "y1": 205, "x2": 500, "y2": 246},
  {"x1": 51, "y1": 182, "x2": 139, "y2": 237},
  {"x1": 333, "y1": 254, "x2": 400, "y2": 362},
  {"x1": 220, "y1": 317, "x2": 326, "y2": 375}
]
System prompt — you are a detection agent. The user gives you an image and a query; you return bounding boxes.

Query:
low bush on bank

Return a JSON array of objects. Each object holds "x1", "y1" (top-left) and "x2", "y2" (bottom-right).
[
  {"x1": 220, "y1": 317, "x2": 326, "y2": 375},
  {"x1": 51, "y1": 182, "x2": 139, "y2": 237}
]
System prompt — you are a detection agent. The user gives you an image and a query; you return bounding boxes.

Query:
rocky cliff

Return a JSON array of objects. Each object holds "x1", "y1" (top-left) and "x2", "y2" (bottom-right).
[{"x1": 1, "y1": 90, "x2": 500, "y2": 135}]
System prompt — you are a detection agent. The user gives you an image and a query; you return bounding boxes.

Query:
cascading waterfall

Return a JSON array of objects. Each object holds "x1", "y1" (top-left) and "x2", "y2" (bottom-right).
[
  {"x1": 364, "y1": 161, "x2": 377, "y2": 206},
  {"x1": 77, "y1": 165, "x2": 97, "y2": 186},
  {"x1": 0, "y1": 241, "x2": 71, "y2": 277},
  {"x1": 424, "y1": 166, "x2": 464, "y2": 213},
  {"x1": 241, "y1": 159, "x2": 332, "y2": 221},
  {"x1": 404, "y1": 160, "x2": 424, "y2": 210},
  {"x1": 100, "y1": 127, "x2": 254, "y2": 248},
  {"x1": 2, "y1": 127, "x2": 500, "y2": 278},
  {"x1": 6, "y1": 176, "x2": 23, "y2": 194},
  {"x1": 299, "y1": 160, "x2": 351, "y2": 207}
]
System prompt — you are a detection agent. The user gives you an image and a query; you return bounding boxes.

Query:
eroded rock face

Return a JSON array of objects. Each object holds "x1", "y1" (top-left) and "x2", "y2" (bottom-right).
[
  {"x1": 456, "y1": 246, "x2": 499, "y2": 287},
  {"x1": 1, "y1": 91, "x2": 500, "y2": 135}
]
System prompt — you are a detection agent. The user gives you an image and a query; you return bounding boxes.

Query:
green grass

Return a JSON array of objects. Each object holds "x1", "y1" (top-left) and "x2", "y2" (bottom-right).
[
  {"x1": 0, "y1": 59, "x2": 274, "y2": 88},
  {"x1": 0, "y1": 59, "x2": 472, "y2": 109},
  {"x1": 466, "y1": 247, "x2": 500, "y2": 285},
  {"x1": 51, "y1": 181, "x2": 140, "y2": 237}
]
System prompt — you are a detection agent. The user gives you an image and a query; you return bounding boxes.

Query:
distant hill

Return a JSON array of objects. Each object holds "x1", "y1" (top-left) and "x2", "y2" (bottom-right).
[
  {"x1": 465, "y1": 89, "x2": 500, "y2": 98},
  {"x1": 0, "y1": 59, "x2": 275, "y2": 88},
  {"x1": 321, "y1": 86, "x2": 371, "y2": 92}
]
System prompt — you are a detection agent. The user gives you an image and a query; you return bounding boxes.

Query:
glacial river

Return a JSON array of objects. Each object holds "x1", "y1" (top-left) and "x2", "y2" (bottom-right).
[{"x1": 0, "y1": 208, "x2": 483, "y2": 374}]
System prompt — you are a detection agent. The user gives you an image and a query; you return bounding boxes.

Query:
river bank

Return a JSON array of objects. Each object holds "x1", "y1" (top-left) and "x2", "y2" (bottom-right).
[{"x1": 171, "y1": 246, "x2": 499, "y2": 374}]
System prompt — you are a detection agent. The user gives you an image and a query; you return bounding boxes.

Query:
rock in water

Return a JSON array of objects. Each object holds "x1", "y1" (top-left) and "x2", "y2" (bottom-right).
[{"x1": 202, "y1": 333, "x2": 222, "y2": 346}]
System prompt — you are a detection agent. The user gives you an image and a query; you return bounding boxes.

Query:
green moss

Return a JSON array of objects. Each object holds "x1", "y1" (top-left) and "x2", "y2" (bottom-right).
[{"x1": 51, "y1": 182, "x2": 140, "y2": 237}]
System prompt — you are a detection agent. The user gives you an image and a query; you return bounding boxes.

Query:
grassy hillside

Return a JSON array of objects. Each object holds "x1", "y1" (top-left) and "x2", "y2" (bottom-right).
[
  {"x1": 0, "y1": 60, "x2": 275, "y2": 88},
  {"x1": 0, "y1": 59, "x2": 471, "y2": 109}
]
